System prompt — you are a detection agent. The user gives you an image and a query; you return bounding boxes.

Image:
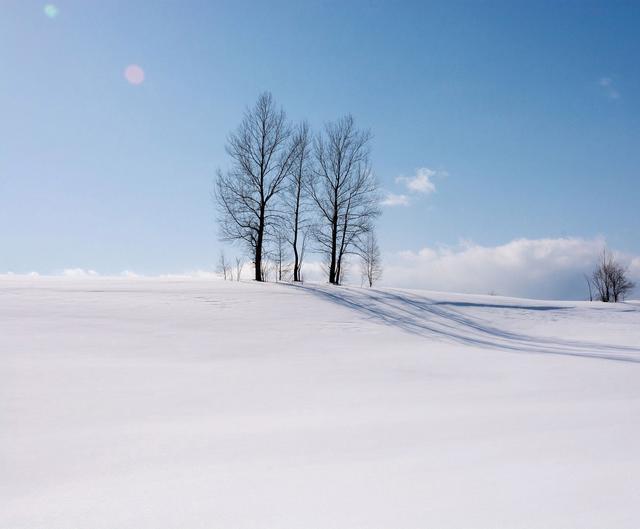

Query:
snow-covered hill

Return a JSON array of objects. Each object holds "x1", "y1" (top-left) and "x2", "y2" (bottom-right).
[{"x1": 2, "y1": 278, "x2": 639, "y2": 528}]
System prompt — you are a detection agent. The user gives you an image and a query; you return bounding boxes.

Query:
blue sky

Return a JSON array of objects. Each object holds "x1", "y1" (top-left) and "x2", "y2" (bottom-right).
[{"x1": 1, "y1": 1, "x2": 639, "y2": 295}]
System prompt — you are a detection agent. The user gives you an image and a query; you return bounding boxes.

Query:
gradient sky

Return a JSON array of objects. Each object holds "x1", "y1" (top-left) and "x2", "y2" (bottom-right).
[{"x1": 1, "y1": 1, "x2": 639, "y2": 283}]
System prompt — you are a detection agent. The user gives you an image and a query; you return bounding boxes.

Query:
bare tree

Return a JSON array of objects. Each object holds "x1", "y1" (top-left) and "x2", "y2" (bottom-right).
[
  {"x1": 261, "y1": 259, "x2": 276, "y2": 283},
  {"x1": 591, "y1": 249, "x2": 636, "y2": 302},
  {"x1": 309, "y1": 115, "x2": 381, "y2": 285},
  {"x1": 584, "y1": 273, "x2": 593, "y2": 302},
  {"x1": 285, "y1": 121, "x2": 312, "y2": 282},
  {"x1": 260, "y1": 261, "x2": 268, "y2": 282},
  {"x1": 217, "y1": 250, "x2": 230, "y2": 280},
  {"x1": 234, "y1": 256, "x2": 244, "y2": 282},
  {"x1": 360, "y1": 230, "x2": 382, "y2": 287},
  {"x1": 612, "y1": 269, "x2": 635, "y2": 302},
  {"x1": 215, "y1": 92, "x2": 297, "y2": 281},
  {"x1": 272, "y1": 229, "x2": 290, "y2": 282}
]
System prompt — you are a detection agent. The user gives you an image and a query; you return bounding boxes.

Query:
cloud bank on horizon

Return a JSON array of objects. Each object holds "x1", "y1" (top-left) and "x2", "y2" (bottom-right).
[
  {"x1": 285, "y1": 236, "x2": 639, "y2": 300},
  {"x1": 382, "y1": 237, "x2": 640, "y2": 300},
  {"x1": 3, "y1": 237, "x2": 638, "y2": 302}
]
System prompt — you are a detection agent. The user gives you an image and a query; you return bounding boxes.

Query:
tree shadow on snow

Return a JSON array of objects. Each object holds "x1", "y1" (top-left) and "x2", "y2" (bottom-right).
[{"x1": 290, "y1": 284, "x2": 640, "y2": 364}]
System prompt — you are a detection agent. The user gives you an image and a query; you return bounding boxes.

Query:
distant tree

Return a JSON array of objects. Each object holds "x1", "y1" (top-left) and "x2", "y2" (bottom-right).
[
  {"x1": 360, "y1": 231, "x2": 382, "y2": 287},
  {"x1": 285, "y1": 121, "x2": 312, "y2": 282},
  {"x1": 260, "y1": 259, "x2": 270, "y2": 282},
  {"x1": 590, "y1": 250, "x2": 636, "y2": 302},
  {"x1": 584, "y1": 273, "x2": 593, "y2": 302},
  {"x1": 308, "y1": 115, "x2": 381, "y2": 285},
  {"x1": 234, "y1": 257, "x2": 244, "y2": 282},
  {"x1": 217, "y1": 251, "x2": 230, "y2": 280},
  {"x1": 272, "y1": 229, "x2": 290, "y2": 282},
  {"x1": 215, "y1": 92, "x2": 297, "y2": 282}
]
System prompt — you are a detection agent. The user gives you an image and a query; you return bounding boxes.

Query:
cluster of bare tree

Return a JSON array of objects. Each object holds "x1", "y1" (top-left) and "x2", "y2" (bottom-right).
[
  {"x1": 217, "y1": 251, "x2": 244, "y2": 281},
  {"x1": 215, "y1": 92, "x2": 382, "y2": 286},
  {"x1": 585, "y1": 250, "x2": 635, "y2": 302}
]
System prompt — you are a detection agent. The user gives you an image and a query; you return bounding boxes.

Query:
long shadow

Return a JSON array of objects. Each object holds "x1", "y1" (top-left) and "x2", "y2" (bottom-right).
[
  {"x1": 433, "y1": 301, "x2": 568, "y2": 311},
  {"x1": 289, "y1": 284, "x2": 640, "y2": 364}
]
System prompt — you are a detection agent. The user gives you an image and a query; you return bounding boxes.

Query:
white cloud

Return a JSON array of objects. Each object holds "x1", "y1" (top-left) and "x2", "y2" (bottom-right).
[
  {"x1": 0, "y1": 270, "x2": 223, "y2": 280},
  {"x1": 164, "y1": 270, "x2": 220, "y2": 280},
  {"x1": 62, "y1": 268, "x2": 99, "y2": 277},
  {"x1": 381, "y1": 193, "x2": 410, "y2": 207},
  {"x1": 395, "y1": 167, "x2": 439, "y2": 194},
  {"x1": 0, "y1": 271, "x2": 40, "y2": 279},
  {"x1": 599, "y1": 77, "x2": 620, "y2": 99},
  {"x1": 629, "y1": 257, "x2": 640, "y2": 279},
  {"x1": 382, "y1": 237, "x2": 639, "y2": 300}
]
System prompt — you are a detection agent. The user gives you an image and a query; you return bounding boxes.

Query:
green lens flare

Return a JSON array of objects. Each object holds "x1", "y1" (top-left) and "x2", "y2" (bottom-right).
[{"x1": 43, "y1": 4, "x2": 59, "y2": 19}]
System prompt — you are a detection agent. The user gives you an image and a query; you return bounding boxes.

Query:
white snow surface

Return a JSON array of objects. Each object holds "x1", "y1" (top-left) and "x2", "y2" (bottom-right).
[{"x1": 1, "y1": 277, "x2": 640, "y2": 529}]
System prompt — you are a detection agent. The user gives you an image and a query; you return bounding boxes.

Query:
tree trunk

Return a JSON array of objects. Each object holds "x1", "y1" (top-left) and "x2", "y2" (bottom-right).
[
  {"x1": 292, "y1": 240, "x2": 300, "y2": 281},
  {"x1": 334, "y1": 198, "x2": 351, "y2": 286},
  {"x1": 329, "y1": 219, "x2": 338, "y2": 284},
  {"x1": 254, "y1": 241, "x2": 263, "y2": 281},
  {"x1": 292, "y1": 191, "x2": 301, "y2": 282},
  {"x1": 328, "y1": 187, "x2": 339, "y2": 284},
  {"x1": 255, "y1": 206, "x2": 265, "y2": 282}
]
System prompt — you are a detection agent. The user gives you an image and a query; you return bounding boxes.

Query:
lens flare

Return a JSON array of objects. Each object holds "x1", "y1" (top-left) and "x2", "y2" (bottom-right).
[
  {"x1": 124, "y1": 65, "x2": 145, "y2": 85},
  {"x1": 43, "y1": 4, "x2": 59, "y2": 18}
]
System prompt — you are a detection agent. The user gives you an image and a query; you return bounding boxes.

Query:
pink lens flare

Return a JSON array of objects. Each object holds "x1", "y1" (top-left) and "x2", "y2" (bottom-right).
[{"x1": 124, "y1": 65, "x2": 145, "y2": 85}]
